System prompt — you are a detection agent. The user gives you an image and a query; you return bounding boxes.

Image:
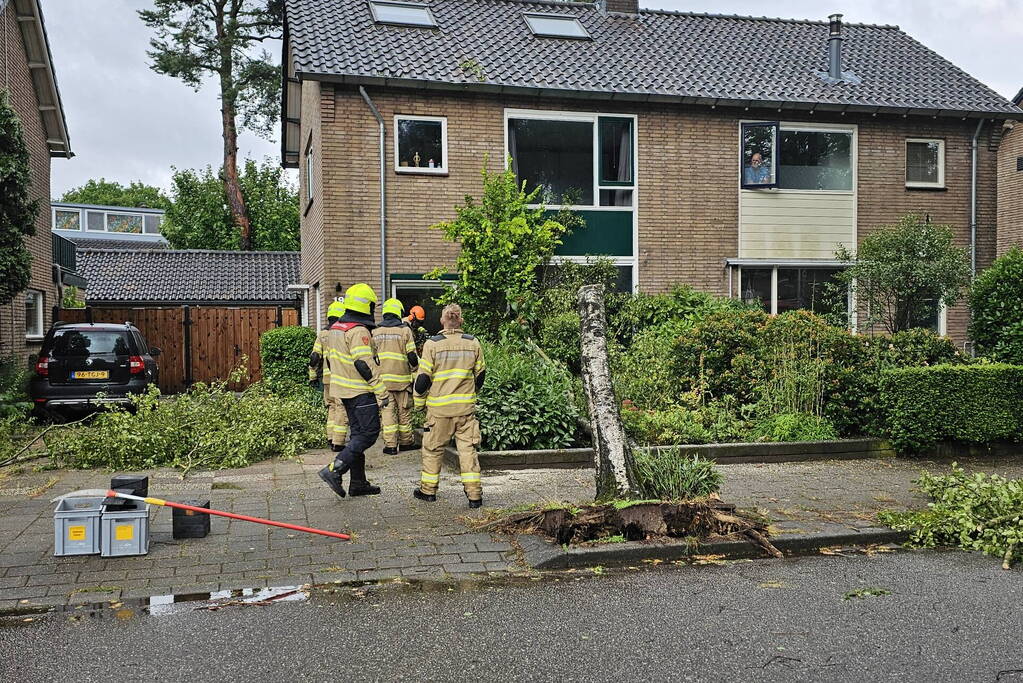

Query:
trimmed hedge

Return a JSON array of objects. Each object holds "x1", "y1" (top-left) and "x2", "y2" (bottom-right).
[
  {"x1": 880, "y1": 364, "x2": 1023, "y2": 454},
  {"x1": 260, "y1": 325, "x2": 317, "y2": 391}
]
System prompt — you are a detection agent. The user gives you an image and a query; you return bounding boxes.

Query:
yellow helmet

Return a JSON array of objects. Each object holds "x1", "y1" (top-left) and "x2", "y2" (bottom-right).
[
  {"x1": 326, "y1": 299, "x2": 345, "y2": 319},
  {"x1": 343, "y1": 283, "x2": 378, "y2": 315},
  {"x1": 381, "y1": 298, "x2": 404, "y2": 317}
]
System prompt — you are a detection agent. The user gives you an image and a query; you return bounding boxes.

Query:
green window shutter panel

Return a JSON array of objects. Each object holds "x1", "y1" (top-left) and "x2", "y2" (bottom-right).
[{"x1": 552, "y1": 210, "x2": 633, "y2": 257}]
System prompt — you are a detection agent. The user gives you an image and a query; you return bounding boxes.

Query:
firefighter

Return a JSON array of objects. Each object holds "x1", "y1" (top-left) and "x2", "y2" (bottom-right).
[
  {"x1": 405, "y1": 305, "x2": 428, "y2": 353},
  {"x1": 412, "y1": 304, "x2": 486, "y2": 508},
  {"x1": 309, "y1": 299, "x2": 348, "y2": 450},
  {"x1": 318, "y1": 283, "x2": 388, "y2": 498},
  {"x1": 372, "y1": 298, "x2": 420, "y2": 455}
]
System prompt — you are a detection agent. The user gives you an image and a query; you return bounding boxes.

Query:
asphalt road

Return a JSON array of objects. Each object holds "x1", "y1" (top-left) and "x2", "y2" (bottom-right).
[{"x1": 2, "y1": 550, "x2": 1021, "y2": 682}]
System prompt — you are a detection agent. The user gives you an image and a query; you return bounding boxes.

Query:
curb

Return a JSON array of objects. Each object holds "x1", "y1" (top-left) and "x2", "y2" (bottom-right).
[{"x1": 519, "y1": 524, "x2": 910, "y2": 570}]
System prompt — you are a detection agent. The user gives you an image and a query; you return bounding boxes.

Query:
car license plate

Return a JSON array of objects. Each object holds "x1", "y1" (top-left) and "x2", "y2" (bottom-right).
[{"x1": 71, "y1": 370, "x2": 108, "y2": 380}]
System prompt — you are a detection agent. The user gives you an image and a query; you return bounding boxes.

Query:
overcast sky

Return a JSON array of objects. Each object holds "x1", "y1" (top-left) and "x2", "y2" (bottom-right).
[{"x1": 45, "y1": 0, "x2": 1022, "y2": 198}]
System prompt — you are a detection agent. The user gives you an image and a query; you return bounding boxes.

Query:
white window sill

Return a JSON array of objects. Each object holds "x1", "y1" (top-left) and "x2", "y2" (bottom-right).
[
  {"x1": 396, "y1": 168, "x2": 448, "y2": 176},
  {"x1": 26, "y1": 335, "x2": 44, "y2": 342},
  {"x1": 905, "y1": 183, "x2": 946, "y2": 190}
]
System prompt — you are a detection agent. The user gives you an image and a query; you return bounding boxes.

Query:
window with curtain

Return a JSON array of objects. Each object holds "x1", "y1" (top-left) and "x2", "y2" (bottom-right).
[{"x1": 54, "y1": 210, "x2": 81, "y2": 230}]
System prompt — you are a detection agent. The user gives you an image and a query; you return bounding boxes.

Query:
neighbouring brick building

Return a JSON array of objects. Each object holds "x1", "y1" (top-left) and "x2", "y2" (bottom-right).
[
  {"x1": 280, "y1": 0, "x2": 1023, "y2": 343},
  {"x1": 997, "y1": 88, "x2": 1023, "y2": 255},
  {"x1": 0, "y1": 0, "x2": 72, "y2": 364}
]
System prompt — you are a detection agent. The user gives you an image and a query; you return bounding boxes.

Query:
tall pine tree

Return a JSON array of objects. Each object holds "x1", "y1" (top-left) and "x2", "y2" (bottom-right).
[
  {"x1": 0, "y1": 91, "x2": 40, "y2": 305},
  {"x1": 139, "y1": 0, "x2": 282, "y2": 250}
]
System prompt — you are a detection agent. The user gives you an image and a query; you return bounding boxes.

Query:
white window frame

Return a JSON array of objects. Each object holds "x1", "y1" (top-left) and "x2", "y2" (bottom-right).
[
  {"x1": 390, "y1": 279, "x2": 447, "y2": 299},
  {"x1": 504, "y1": 108, "x2": 640, "y2": 289},
  {"x1": 25, "y1": 289, "x2": 44, "y2": 340},
  {"x1": 905, "y1": 138, "x2": 945, "y2": 189},
  {"x1": 394, "y1": 115, "x2": 448, "y2": 175},
  {"x1": 523, "y1": 13, "x2": 591, "y2": 40},
  {"x1": 549, "y1": 255, "x2": 638, "y2": 294},
  {"x1": 737, "y1": 263, "x2": 853, "y2": 327},
  {"x1": 368, "y1": 0, "x2": 437, "y2": 28},
  {"x1": 305, "y1": 136, "x2": 315, "y2": 202},
  {"x1": 52, "y1": 207, "x2": 82, "y2": 231},
  {"x1": 737, "y1": 120, "x2": 858, "y2": 195}
]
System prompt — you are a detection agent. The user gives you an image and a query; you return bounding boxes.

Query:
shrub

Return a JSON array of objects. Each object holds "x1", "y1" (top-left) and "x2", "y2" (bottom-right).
[
  {"x1": 752, "y1": 413, "x2": 838, "y2": 442},
  {"x1": 879, "y1": 464, "x2": 1023, "y2": 568},
  {"x1": 260, "y1": 325, "x2": 317, "y2": 392},
  {"x1": 476, "y1": 343, "x2": 580, "y2": 451},
  {"x1": 970, "y1": 247, "x2": 1023, "y2": 364},
  {"x1": 622, "y1": 401, "x2": 753, "y2": 446},
  {"x1": 538, "y1": 311, "x2": 582, "y2": 373},
  {"x1": 607, "y1": 285, "x2": 751, "y2": 349},
  {"x1": 47, "y1": 382, "x2": 324, "y2": 471},
  {"x1": 879, "y1": 364, "x2": 1023, "y2": 454},
  {"x1": 633, "y1": 452, "x2": 722, "y2": 500},
  {"x1": 0, "y1": 357, "x2": 30, "y2": 420}
]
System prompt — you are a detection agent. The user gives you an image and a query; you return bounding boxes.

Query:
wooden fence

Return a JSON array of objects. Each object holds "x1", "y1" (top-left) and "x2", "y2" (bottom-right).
[{"x1": 58, "y1": 305, "x2": 299, "y2": 392}]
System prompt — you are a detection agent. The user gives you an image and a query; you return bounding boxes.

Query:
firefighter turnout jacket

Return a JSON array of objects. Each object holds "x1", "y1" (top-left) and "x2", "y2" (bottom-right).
[
  {"x1": 328, "y1": 322, "x2": 388, "y2": 401},
  {"x1": 413, "y1": 329, "x2": 485, "y2": 417},
  {"x1": 371, "y1": 318, "x2": 418, "y2": 390}
]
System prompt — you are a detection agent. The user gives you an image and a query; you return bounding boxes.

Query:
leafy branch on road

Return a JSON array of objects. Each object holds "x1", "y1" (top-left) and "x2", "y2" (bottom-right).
[{"x1": 879, "y1": 464, "x2": 1023, "y2": 570}]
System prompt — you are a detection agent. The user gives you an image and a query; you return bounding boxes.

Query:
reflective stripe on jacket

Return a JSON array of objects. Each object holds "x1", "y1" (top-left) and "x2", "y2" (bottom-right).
[
  {"x1": 327, "y1": 323, "x2": 387, "y2": 400},
  {"x1": 372, "y1": 323, "x2": 417, "y2": 390},
  {"x1": 414, "y1": 329, "x2": 485, "y2": 417}
]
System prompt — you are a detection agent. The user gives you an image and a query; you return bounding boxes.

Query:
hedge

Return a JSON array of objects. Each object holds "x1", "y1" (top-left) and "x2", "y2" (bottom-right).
[
  {"x1": 260, "y1": 325, "x2": 317, "y2": 392},
  {"x1": 969, "y1": 247, "x2": 1023, "y2": 364},
  {"x1": 879, "y1": 364, "x2": 1023, "y2": 454}
]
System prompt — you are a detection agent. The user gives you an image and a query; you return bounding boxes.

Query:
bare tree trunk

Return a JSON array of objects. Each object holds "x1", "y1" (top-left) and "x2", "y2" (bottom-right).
[
  {"x1": 221, "y1": 101, "x2": 252, "y2": 251},
  {"x1": 577, "y1": 284, "x2": 642, "y2": 501}
]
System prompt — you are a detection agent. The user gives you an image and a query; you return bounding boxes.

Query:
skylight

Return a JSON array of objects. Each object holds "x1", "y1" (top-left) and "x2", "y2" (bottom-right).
[
  {"x1": 523, "y1": 13, "x2": 590, "y2": 39},
  {"x1": 369, "y1": 1, "x2": 437, "y2": 28}
]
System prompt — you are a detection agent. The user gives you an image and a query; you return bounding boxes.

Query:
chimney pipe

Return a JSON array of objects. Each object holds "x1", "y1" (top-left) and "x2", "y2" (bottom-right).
[{"x1": 828, "y1": 13, "x2": 844, "y2": 80}]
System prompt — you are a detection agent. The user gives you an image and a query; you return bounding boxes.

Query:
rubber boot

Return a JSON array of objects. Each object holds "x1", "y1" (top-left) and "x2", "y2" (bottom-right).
[
  {"x1": 382, "y1": 446, "x2": 398, "y2": 455},
  {"x1": 347, "y1": 453, "x2": 381, "y2": 496},
  {"x1": 398, "y1": 443, "x2": 419, "y2": 452},
  {"x1": 413, "y1": 488, "x2": 436, "y2": 502},
  {"x1": 318, "y1": 456, "x2": 350, "y2": 499},
  {"x1": 465, "y1": 491, "x2": 483, "y2": 509}
]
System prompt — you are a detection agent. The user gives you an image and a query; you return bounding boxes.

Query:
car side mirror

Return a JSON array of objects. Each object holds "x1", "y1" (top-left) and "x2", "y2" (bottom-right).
[{"x1": 150, "y1": 347, "x2": 161, "y2": 357}]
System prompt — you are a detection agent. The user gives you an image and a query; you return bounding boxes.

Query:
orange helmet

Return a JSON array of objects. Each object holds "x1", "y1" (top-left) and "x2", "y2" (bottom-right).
[{"x1": 409, "y1": 305, "x2": 426, "y2": 321}]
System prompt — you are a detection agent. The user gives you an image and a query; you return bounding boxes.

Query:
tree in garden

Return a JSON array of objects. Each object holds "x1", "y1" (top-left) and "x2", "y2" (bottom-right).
[
  {"x1": 59, "y1": 179, "x2": 170, "y2": 209},
  {"x1": 578, "y1": 284, "x2": 642, "y2": 500},
  {"x1": 428, "y1": 162, "x2": 576, "y2": 337},
  {"x1": 162, "y1": 159, "x2": 299, "y2": 251},
  {"x1": 835, "y1": 214, "x2": 971, "y2": 334},
  {"x1": 969, "y1": 247, "x2": 1023, "y2": 363},
  {"x1": 139, "y1": 0, "x2": 283, "y2": 250},
  {"x1": 0, "y1": 91, "x2": 39, "y2": 305}
]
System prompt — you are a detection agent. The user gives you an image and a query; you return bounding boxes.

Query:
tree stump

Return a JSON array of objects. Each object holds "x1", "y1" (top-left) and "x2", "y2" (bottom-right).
[{"x1": 577, "y1": 284, "x2": 642, "y2": 500}]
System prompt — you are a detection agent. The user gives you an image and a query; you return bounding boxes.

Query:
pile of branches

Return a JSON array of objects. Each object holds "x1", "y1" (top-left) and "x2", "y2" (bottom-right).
[
  {"x1": 483, "y1": 498, "x2": 781, "y2": 558},
  {"x1": 880, "y1": 464, "x2": 1023, "y2": 569}
]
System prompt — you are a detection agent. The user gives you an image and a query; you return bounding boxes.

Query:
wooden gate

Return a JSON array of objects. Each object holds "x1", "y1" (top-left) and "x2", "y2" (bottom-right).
[{"x1": 58, "y1": 305, "x2": 299, "y2": 393}]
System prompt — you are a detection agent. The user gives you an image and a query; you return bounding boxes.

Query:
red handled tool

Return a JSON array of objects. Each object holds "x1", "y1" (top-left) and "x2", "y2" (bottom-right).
[{"x1": 105, "y1": 490, "x2": 351, "y2": 541}]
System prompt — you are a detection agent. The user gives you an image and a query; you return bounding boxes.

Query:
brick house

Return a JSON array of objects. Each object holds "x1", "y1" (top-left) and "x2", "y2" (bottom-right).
[
  {"x1": 280, "y1": 0, "x2": 1022, "y2": 342},
  {"x1": 0, "y1": 0, "x2": 72, "y2": 364},
  {"x1": 997, "y1": 88, "x2": 1023, "y2": 255}
]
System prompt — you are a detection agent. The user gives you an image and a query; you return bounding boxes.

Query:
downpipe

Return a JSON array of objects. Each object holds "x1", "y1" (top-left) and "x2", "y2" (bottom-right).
[
  {"x1": 970, "y1": 118, "x2": 985, "y2": 279},
  {"x1": 360, "y1": 86, "x2": 388, "y2": 300}
]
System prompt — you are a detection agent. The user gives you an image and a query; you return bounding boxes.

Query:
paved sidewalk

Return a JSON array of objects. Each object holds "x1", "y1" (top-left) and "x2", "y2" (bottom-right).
[{"x1": 1, "y1": 446, "x2": 1021, "y2": 609}]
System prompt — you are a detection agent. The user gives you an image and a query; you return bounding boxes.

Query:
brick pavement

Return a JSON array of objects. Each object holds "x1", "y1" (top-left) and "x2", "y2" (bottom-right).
[{"x1": 1, "y1": 447, "x2": 1021, "y2": 609}]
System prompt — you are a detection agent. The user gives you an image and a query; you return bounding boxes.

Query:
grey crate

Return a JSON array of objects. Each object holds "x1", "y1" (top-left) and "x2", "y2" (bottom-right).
[
  {"x1": 100, "y1": 503, "x2": 151, "y2": 557},
  {"x1": 54, "y1": 497, "x2": 104, "y2": 556}
]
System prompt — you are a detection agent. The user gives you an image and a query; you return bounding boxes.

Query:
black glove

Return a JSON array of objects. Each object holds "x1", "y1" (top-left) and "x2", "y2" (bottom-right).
[{"x1": 309, "y1": 379, "x2": 319, "y2": 388}]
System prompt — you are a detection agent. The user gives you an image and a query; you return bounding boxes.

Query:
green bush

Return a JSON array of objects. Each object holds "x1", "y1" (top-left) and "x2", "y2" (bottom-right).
[
  {"x1": 476, "y1": 343, "x2": 580, "y2": 451},
  {"x1": 260, "y1": 325, "x2": 317, "y2": 392},
  {"x1": 970, "y1": 247, "x2": 1023, "y2": 364},
  {"x1": 0, "y1": 356, "x2": 30, "y2": 420},
  {"x1": 46, "y1": 382, "x2": 324, "y2": 470},
  {"x1": 633, "y1": 452, "x2": 722, "y2": 500},
  {"x1": 879, "y1": 464, "x2": 1023, "y2": 568},
  {"x1": 752, "y1": 413, "x2": 838, "y2": 442},
  {"x1": 538, "y1": 311, "x2": 582, "y2": 373},
  {"x1": 879, "y1": 364, "x2": 1023, "y2": 454},
  {"x1": 622, "y1": 401, "x2": 753, "y2": 446}
]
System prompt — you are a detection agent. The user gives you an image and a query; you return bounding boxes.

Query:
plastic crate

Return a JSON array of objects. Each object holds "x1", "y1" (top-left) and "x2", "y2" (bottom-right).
[
  {"x1": 172, "y1": 499, "x2": 211, "y2": 539},
  {"x1": 54, "y1": 496, "x2": 104, "y2": 556},
  {"x1": 100, "y1": 501, "x2": 151, "y2": 557}
]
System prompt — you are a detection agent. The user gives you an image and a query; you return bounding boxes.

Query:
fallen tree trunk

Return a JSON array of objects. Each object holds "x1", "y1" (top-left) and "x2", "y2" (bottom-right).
[{"x1": 578, "y1": 284, "x2": 642, "y2": 500}]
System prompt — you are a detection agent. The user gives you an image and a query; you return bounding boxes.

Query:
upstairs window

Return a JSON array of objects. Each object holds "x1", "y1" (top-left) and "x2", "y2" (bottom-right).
[
  {"x1": 510, "y1": 118, "x2": 594, "y2": 205},
  {"x1": 741, "y1": 123, "x2": 853, "y2": 191},
  {"x1": 523, "y1": 13, "x2": 590, "y2": 39},
  {"x1": 54, "y1": 209, "x2": 81, "y2": 230},
  {"x1": 106, "y1": 213, "x2": 143, "y2": 234},
  {"x1": 369, "y1": 1, "x2": 437, "y2": 28},
  {"x1": 395, "y1": 115, "x2": 447, "y2": 174},
  {"x1": 906, "y1": 138, "x2": 945, "y2": 188},
  {"x1": 305, "y1": 137, "x2": 315, "y2": 201}
]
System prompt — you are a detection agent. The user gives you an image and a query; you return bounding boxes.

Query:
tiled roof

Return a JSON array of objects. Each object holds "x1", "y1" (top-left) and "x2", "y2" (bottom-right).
[
  {"x1": 285, "y1": 0, "x2": 1022, "y2": 117},
  {"x1": 77, "y1": 249, "x2": 301, "y2": 304},
  {"x1": 65, "y1": 236, "x2": 169, "y2": 251}
]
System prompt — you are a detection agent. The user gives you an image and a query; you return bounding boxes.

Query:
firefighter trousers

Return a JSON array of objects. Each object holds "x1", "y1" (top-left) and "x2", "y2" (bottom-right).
[
  {"x1": 420, "y1": 413, "x2": 481, "y2": 500},
  {"x1": 380, "y1": 389, "x2": 414, "y2": 448},
  {"x1": 335, "y1": 393, "x2": 381, "y2": 484},
  {"x1": 325, "y1": 394, "x2": 348, "y2": 446}
]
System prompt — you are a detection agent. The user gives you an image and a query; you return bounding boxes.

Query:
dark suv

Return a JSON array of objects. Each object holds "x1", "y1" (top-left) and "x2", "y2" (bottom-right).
[{"x1": 30, "y1": 322, "x2": 160, "y2": 416}]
